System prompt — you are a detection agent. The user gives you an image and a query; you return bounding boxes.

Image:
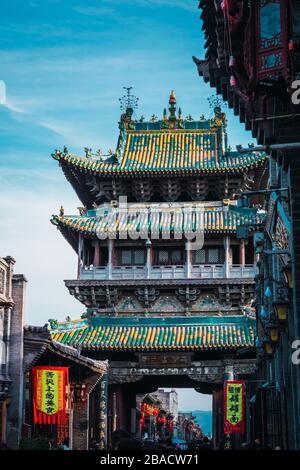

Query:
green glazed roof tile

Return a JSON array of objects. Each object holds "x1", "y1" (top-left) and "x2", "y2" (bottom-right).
[{"x1": 50, "y1": 316, "x2": 255, "y2": 352}]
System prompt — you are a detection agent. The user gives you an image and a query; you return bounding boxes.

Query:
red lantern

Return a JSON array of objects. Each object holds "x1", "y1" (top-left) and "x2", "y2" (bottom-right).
[
  {"x1": 156, "y1": 416, "x2": 167, "y2": 425},
  {"x1": 230, "y1": 75, "x2": 237, "y2": 87},
  {"x1": 289, "y1": 40, "x2": 295, "y2": 52},
  {"x1": 141, "y1": 402, "x2": 159, "y2": 416},
  {"x1": 140, "y1": 413, "x2": 145, "y2": 429},
  {"x1": 167, "y1": 419, "x2": 174, "y2": 432}
]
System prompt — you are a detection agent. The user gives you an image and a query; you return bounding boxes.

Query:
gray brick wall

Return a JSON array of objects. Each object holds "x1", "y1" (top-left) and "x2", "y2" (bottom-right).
[{"x1": 6, "y1": 274, "x2": 27, "y2": 449}]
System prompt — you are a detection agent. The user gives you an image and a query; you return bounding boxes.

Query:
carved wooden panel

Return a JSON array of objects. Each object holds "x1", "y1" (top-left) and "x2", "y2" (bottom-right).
[{"x1": 139, "y1": 353, "x2": 191, "y2": 368}]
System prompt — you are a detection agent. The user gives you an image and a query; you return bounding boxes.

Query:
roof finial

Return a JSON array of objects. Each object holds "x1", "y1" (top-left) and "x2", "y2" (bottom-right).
[
  {"x1": 119, "y1": 87, "x2": 139, "y2": 130},
  {"x1": 169, "y1": 90, "x2": 176, "y2": 106},
  {"x1": 169, "y1": 90, "x2": 177, "y2": 121},
  {"x1": 208, "y1": 95, "x2": 227, "y2": 128},
  {"x1": 119, "y1": 86, "x2": 139, "y2": 114},
  {"x1": 208, "y1": 94, "x2": 226, "y2": 114}
]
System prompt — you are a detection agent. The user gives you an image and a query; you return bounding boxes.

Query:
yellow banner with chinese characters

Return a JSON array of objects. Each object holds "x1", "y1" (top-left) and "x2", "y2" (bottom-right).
[
  {"x1": 33, "y1": 366, "x2": 68, "y2": 424},
  {"x1": 224, "y1": 381, "x2": 245, "y2": 434},
  {"x1": 36, "y1": 369, "x2": 62, "y2": 415}
]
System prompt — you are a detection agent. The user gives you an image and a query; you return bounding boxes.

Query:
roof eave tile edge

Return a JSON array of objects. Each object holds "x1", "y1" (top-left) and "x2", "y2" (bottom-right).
[
  {"x1": 49, "y1": 341, "x2": 108, "y2": 374},
  {"x1": 55, "y1": 156, "x2": 266, "y2": 176}
]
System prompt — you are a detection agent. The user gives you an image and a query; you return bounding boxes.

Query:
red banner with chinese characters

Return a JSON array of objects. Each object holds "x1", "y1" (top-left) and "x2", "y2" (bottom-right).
[
  {"x1": 32, "y1": 366, "x2": 69, "y2": 425},
  {"x1": 224, "y1": 380, "x2": 245, "y2": 434}
]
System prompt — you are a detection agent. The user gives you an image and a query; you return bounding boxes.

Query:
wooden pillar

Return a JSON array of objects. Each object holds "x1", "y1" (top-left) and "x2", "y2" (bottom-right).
[
  {"x1": 72, "y1": 374, "x2": 107, "y2": 450},
  {"x1": 212, "y1": 389, "x2": 224, "y2": 449},
  {"x1": 72, "y1": 397, "x2": 89, "y2": 450},
  {"x1": 0, "y1": 401, "x2": 7, "y2": 444},
  {"x1": 185, "y1": 242, "x2": 192, "y2": 279},
  {"x1": 239, "y1": 240, "x2": 246, "y2": 266},
  {"x1": 131, "y1": 408, "x2": 137, "y2": 438},
  {"x1": 108, "y1": 239, "x2": 114, "y2": 280},
  {"x1": 107, "y1": 385, "x2": 128, "y2": 448},
  {"x1": 93, "y1": 241, "x2": 100, "y2": 267},
  {"x1": 224, "y1": 236, "x2": 230, "y2": 278},
  {"x1": 113, "y1": 391, "x2": 118, "y2": 432},
  {"x1": 78, "y1": 234, "x2": 83, "y2": 279},
  {"x1": 146, "y1": 239, "x2": 152, "y2": 279}
]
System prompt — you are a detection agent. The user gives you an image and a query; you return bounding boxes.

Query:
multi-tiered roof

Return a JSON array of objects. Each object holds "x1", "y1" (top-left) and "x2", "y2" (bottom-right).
[
  {"x1": 52, "y1": 202, "x2": 265, "y2": 252},
  {"x1": 52, "y1": 91, "x2": 267, "y2": 206},
  {"x1": 50, "y1": 91, "x2": 264, "y2": 353}
]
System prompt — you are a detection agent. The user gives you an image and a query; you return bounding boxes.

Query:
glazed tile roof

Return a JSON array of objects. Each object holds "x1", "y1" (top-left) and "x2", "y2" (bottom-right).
[
  {"x1": 53, "y1": 136, "x2": 266, "y2": 176},
  {"x1": 52, "y1": 92, "x2": 267, "y2": 177},
  {"x1": 50, "y1": 316, "x2": 255, "y2": 351},
  {"x1": 51, "y1": 203, "x2": 265, "y2": 237}
]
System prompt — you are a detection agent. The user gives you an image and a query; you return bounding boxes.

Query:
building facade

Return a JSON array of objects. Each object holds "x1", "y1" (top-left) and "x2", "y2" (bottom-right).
[
  {"x1": 194, "y1": 0, "x2": 300, "y2": 449},
  {"x1": 136, "y1": 392, "x2": 175, "y2": 441},
  {"x1": 0, "y1": 255, "x2": 108, "y2": 450},
  {"x1": 50, "y1": 90, "x2": 267, "y2": 447},
  {"x1": 0, "y1": 256, "x2": 27, "y2": 448},
  {"x1": 23, "y1": 327, "x2": 108, "y2": 450},
  {"x1": 152, "y1": 389, "x2": 178, "y2": 423},
  {"x1": 177, "y1": 412, "x2": 202, "y2": 442}
]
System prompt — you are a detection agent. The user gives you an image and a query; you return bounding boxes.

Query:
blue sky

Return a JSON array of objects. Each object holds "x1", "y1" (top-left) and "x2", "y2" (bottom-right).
[
  {"x1": 0, "y1": 0, "x2": 254, "y2": 324},
  {"x1": 1, "y1": 0, "x2": 255, "y2": 412}
]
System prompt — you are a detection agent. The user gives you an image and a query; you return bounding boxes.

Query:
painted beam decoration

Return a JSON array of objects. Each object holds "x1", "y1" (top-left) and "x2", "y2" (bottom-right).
[
  {"x1": 32, "y1": 366, "x2": 69, "y2": 425},
  {"x1": 224, "y1": 380, "x2": 245, "y2": 434}
]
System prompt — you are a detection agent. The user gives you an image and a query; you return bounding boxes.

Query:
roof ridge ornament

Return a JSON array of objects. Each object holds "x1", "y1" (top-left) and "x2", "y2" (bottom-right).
[
  {"x1": 208, "y1": 95, "x2": 227, "y2": 128},
  {"x1": 207, "y1": 94, "x2": 226, "y2": 113},
  {"x1": 168, "y1": 90, "x2": 177, "y2": 121},
  {"x1": 119, "y1": 86, "x2": 139, "y2": 113},
  {"x1": 119, "y1": 86, "x2": 139, "y2": 130},
  {"x1": 208, "y1": 95, "x2": 227, "y2": 129}
]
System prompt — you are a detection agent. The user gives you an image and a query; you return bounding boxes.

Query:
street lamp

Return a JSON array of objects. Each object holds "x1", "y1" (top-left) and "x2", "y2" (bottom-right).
[
  {"x1": 266, "y1": 323, "x2": 279, "y2": 343},
  {"x1": 262, "y1": 337, "x2": 273, "y2": 356},
  {"x1": 282, "y1": 264, "x2": 293, "y2": 289},
  {"x1": 274, "y1": 300, "x2": 289, "y2": 322}
]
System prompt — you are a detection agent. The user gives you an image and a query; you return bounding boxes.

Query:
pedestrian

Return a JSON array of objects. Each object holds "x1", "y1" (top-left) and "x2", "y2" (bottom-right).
[
  {"x1": 112, "y1": 429, "x2": 130, "y2": 450},
  {"x1": 241, "y1": 442, "x2": 250, "y2": 450},
  {"x1": 61, "y1": 438, "x2": 70, "y2": 450},
  {"x1": 116, "y1": 438, "x2": 141, "y2": 450},
  {"x1": 249, "y1": 437, "x2": 261, "y2": 450}
]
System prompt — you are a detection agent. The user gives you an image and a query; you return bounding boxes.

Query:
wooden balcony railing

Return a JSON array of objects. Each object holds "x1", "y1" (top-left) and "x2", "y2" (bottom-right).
[{"x1": 79, "y1": 264, "x2": 257, "y2": 280}]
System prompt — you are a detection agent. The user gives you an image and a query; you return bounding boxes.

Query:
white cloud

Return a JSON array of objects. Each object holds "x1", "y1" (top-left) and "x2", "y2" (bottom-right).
[
  {"x1": 0, "y1": 172, "x2": 83, "y2": 325},
  {"x1": 3, "y1": 98, "x2": 27, "y2": 114}
]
